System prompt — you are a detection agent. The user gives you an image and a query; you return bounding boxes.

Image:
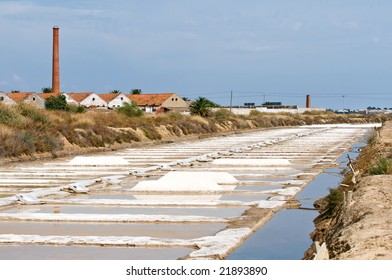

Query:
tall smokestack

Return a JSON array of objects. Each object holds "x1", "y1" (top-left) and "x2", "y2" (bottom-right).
[
  {"x1": 52, "y1": 26, "x2": 60, "y2": 94},
  {"x1": 306, "y1": 94, "x2": 311, "y2": 108}
]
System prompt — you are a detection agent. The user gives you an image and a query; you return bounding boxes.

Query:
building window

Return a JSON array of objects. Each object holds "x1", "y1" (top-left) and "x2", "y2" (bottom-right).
[
  {"x1": 0, "y1": 96, "x2": 4, "y2": 101},
  {"x1": 32, "y1": 97, "x2": 36, "y2": 101},
  {"x1": 121, "y1": 97, "x2": 123, "y2": 100},
  {"x1": 92, "y1": 98, "x2": 95, "y2": 101},
  {"x1": 175, "y1": 98, "x2": 178, "y2": 101},
  {"x1": 172, "y1": 98, "x2": 174, "y2": 101}
]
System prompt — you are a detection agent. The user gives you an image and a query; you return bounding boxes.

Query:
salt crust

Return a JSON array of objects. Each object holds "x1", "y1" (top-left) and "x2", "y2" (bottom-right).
[
  {"x1": 0, "y1": 213, "x2": 226, "y2": 223},
  {"x1": 132, "y1": 171, "x2": 238, "y2": 192},
  {"x1": 212, "y1": 158, "x2": 291, "y2": 166},
  {"x1": 68, "y1": 156, "x2": 129, "y2": 166}
]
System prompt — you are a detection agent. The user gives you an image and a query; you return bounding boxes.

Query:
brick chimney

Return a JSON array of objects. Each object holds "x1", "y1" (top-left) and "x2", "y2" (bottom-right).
[
  {"x1": 306, "y1": 94, "x2": 311, "y2": 108},
  {"x1": 52, "y1": 26, "x2": 60, "y2": 94}
]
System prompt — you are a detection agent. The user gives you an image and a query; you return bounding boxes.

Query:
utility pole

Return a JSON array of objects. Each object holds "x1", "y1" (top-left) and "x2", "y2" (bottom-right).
[{"x1": 230, "y1": 90, "x2": 233, "y2": 112}]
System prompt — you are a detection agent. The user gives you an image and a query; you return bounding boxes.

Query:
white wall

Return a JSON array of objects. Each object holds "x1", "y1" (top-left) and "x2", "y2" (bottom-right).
[
  {"x1": 215, "y1": 107, "x2": 326, "y2": 115},
  {"x1": 80, "y1": 93, "x2": 106, "y2": 107},
  {"x1": 107, "y1": 94, "x2": 131, "y2": 108}
]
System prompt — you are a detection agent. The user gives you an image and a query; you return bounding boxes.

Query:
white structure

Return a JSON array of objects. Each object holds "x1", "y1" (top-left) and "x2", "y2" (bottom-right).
[
  {"x1": 99, "y1": 93, "x2": 132, "y2": 109},
  {"x1": 217, "y1": 106, "x2": 327, "y2": 115},
  {"x1": 64, "y1": 92, "x2": 106, "y2": 108},
  {"x1": 0, "y1": 92, "x2": 16, "y2": 106}
]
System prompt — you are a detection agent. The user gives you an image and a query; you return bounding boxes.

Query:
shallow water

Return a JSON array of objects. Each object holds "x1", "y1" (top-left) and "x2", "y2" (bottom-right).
[
  {"x1": 227, "y1": 209, "x2": 318, "y2": 260},
  {"x1": 0, "y1": 205, "x2": 247, "y2": 218},
  {"x1": 228, "y1": 137, "x2": 367, "y2": 260},
  {"x1": 0, "y1": 245, "x2": 192, "y2": 260},
  {"x1": 0, "y1": 222, "x2": 227, "y2": 239}
]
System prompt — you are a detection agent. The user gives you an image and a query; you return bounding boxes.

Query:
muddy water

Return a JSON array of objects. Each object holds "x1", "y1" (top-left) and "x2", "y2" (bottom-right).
[{"x1": 227, "y1": 138, "x2": 366, "y2": 260}]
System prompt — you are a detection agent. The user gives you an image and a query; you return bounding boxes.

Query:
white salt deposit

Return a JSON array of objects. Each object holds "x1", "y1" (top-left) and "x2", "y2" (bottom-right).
[
  {"x1": 256, "y1": 200, "x2": 286, "y2": 208},
  {"x1": 132, "y1": 171, "x2": 238, "y2": 192},
  {"x1": 69, "y1": 156, "x2": 129, "y2": 166},
  {"x1": 0, "y1": 213, "x2": 226, "y2": 223},
  {"x1": 212, "y1": 158, "x2": 291, "y2": 166},
  {"x1": 190, "y1": 228, "x2": 252, "y2": 258},
  {"x1": 133, "y1": 180, "x2": 223, "y2": 192}
]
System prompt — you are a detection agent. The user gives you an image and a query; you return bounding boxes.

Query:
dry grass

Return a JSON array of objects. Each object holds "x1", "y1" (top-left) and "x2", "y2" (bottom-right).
[{"x1": 1, "y1": 103, "x2": 392, "y2": 160}]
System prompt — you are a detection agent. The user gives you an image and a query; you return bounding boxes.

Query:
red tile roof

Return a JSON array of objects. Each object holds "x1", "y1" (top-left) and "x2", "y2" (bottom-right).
[
  {"x1": 7, "y1": 92, "x2": 33, "y2": 102},
  {"x1": 67, "y1": 92, "x2": 94, "y2": 102},
  {"x1": 37, "y1": 93, "x2": 61, "y2": 100},
  {"x1": 126, "y1": 93, "x2": 174, "y2": 106},
  {"x1": 98, "y1": 93, "x2": 120, "y2": 103}
]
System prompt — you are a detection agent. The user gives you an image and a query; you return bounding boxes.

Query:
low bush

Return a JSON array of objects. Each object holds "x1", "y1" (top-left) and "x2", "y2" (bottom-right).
[
  {"x1": 0, "y1": 103, "x2": 26, "y2": 127},
  {"x1": 368, "y1": 157, "x2": 392, "y2": 175},
  {"x1": 17, "y1": 103, "x2": 50, "y2": 124},
  {"x1": 323, "y1": 188, "x2": 344, "y2": 218},
  {"x1": 45, "y1": 95, "x2": 70, "y2": 111},
  {"x1": 366, "y1": 129, "x2": 378, "y2": 145},
  {"x1": 116, "y1": 102, "x2": 143, "y2": 117},
  {"x1": 140, "y1": 126, "x2": 162, "y2": 140}
]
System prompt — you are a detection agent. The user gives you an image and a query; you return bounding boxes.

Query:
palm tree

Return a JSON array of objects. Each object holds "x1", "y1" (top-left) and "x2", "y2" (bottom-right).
[
  {"x1": 42, "y1": 87, "x2": 52, "y2": 93},
  {"x1": 189, "y1": 97, "x2": 219, "y2": 117},
  {"x1": 130, "y1": 89, "x2": 142, "y2": 94},
  {"x1": 110, "y1": 90, "x2": 121, "y2": 94}
]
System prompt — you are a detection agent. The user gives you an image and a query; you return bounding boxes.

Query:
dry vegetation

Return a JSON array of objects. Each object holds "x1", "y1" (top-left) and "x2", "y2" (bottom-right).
[
  {"x1": 304, "y1": 122, "x2": 392, "y2": 259},
  {"x1": 1, "y1": 103, "x2": 391, "y2": 161}
]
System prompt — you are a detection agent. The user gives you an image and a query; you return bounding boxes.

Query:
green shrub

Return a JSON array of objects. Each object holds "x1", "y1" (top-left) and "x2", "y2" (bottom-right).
[
  {"x1": 68, "y1": 104, "x2": 86, "y2": 113},
  {"x1": 45, "y1": 95, "x2": 70, "y2": 111},
  {"x1": 16, "y1": 103, "x2": 50, "y2": 124},
  {"x1": 323, "y1": 188, "x2": 344, "y2": 218},
  {"x1": 0, "y1": 104, "x2": 26, "y2": 127},
  {"x1": 368, "y1": 157, "x2": 392, "y2": 175},
  {"x1": 116, "y1": 102, "x2": 143, "y2": 117}
]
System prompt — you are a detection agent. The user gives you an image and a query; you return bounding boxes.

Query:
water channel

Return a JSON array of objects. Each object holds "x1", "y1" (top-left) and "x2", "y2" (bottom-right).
[
  {"x1": 0, "y1": 125, "x2": 374, "y2": 259},
  {"x1": 227, "y1": 138, "x2": 367, "y2": 259}
]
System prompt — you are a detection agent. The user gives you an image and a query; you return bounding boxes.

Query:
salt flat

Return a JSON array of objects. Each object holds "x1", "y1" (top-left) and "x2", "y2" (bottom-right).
[{"x1": 0, "y1": 124, "x2": 375, "y2": 259}]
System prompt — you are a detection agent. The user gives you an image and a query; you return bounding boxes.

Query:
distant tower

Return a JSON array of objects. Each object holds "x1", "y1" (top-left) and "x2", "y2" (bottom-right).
[
  {"x1": 306, "y1": 94, "x2": 311, "y2": 108},
  {"x1": 52, "y1": 26, "x2": 60, "y2": 94}
]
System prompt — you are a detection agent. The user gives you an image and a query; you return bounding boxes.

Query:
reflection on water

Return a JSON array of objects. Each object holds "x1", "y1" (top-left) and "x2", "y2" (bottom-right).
[
  {"x1": 0, "y1": 245, "x2": 192, "y2": 260},
  {"x1": 0, "y1": 222, "x2": 227, "y2": 239},
  {"x1": 227, "y1": 209, "x2": 318, "y2": 260},
  {"x1": 228, "y1": 138, "x2": 367, "y2": 260},
  {"x1": 0, "y1": 205, "x2": 247, "y2": 218}
]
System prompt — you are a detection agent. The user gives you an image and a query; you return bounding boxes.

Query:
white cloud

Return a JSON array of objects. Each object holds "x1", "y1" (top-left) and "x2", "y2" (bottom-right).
[
  {"x1": 0, "y1": 1, "x2": 108, "y2": 22},
  {"x1": 372, "y1": 36, "x2": 381, "y2": 44},
  {"x1": 277, "y1": 18, "x2": 304, "y2": 31},
  {"x1": 227, "y1": 40, "x2": 285, "y2": 53},
  {"x1": 343, "y1": 20, "x2": 359, "y2": 29},
  {"x1": 13, "y1": 74, "x2": 25, "y2": 84}
]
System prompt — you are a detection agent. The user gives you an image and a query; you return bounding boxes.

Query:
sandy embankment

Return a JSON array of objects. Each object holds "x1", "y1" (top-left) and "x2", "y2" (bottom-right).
[{"x1": 310, "y1": 121, "x2": 392, "y2": 260}]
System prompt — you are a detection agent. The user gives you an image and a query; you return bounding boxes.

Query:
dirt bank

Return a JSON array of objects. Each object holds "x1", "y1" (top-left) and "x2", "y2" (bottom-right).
[
  {"x1": 305, "y1": 121, "x2": 392, "y2": 260},
  {"x1": 1, "y1": 107, "x2": 390, "y2": 165}
]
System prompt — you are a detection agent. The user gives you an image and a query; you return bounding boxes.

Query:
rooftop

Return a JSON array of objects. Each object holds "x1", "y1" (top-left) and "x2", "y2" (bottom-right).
[{"x1": 127, "y1": 93, "x2": 175, "y2": 106}]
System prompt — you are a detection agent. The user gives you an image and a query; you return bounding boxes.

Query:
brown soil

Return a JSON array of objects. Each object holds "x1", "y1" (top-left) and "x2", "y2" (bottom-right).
[{"x1": 304, "y1": 121, "x2": 392, "y2": 260}]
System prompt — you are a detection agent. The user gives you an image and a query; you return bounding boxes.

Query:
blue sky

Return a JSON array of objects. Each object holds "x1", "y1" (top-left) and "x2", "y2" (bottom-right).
[{"x1": 0, "y1": 0, "x2": 391, "y2": 109}]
